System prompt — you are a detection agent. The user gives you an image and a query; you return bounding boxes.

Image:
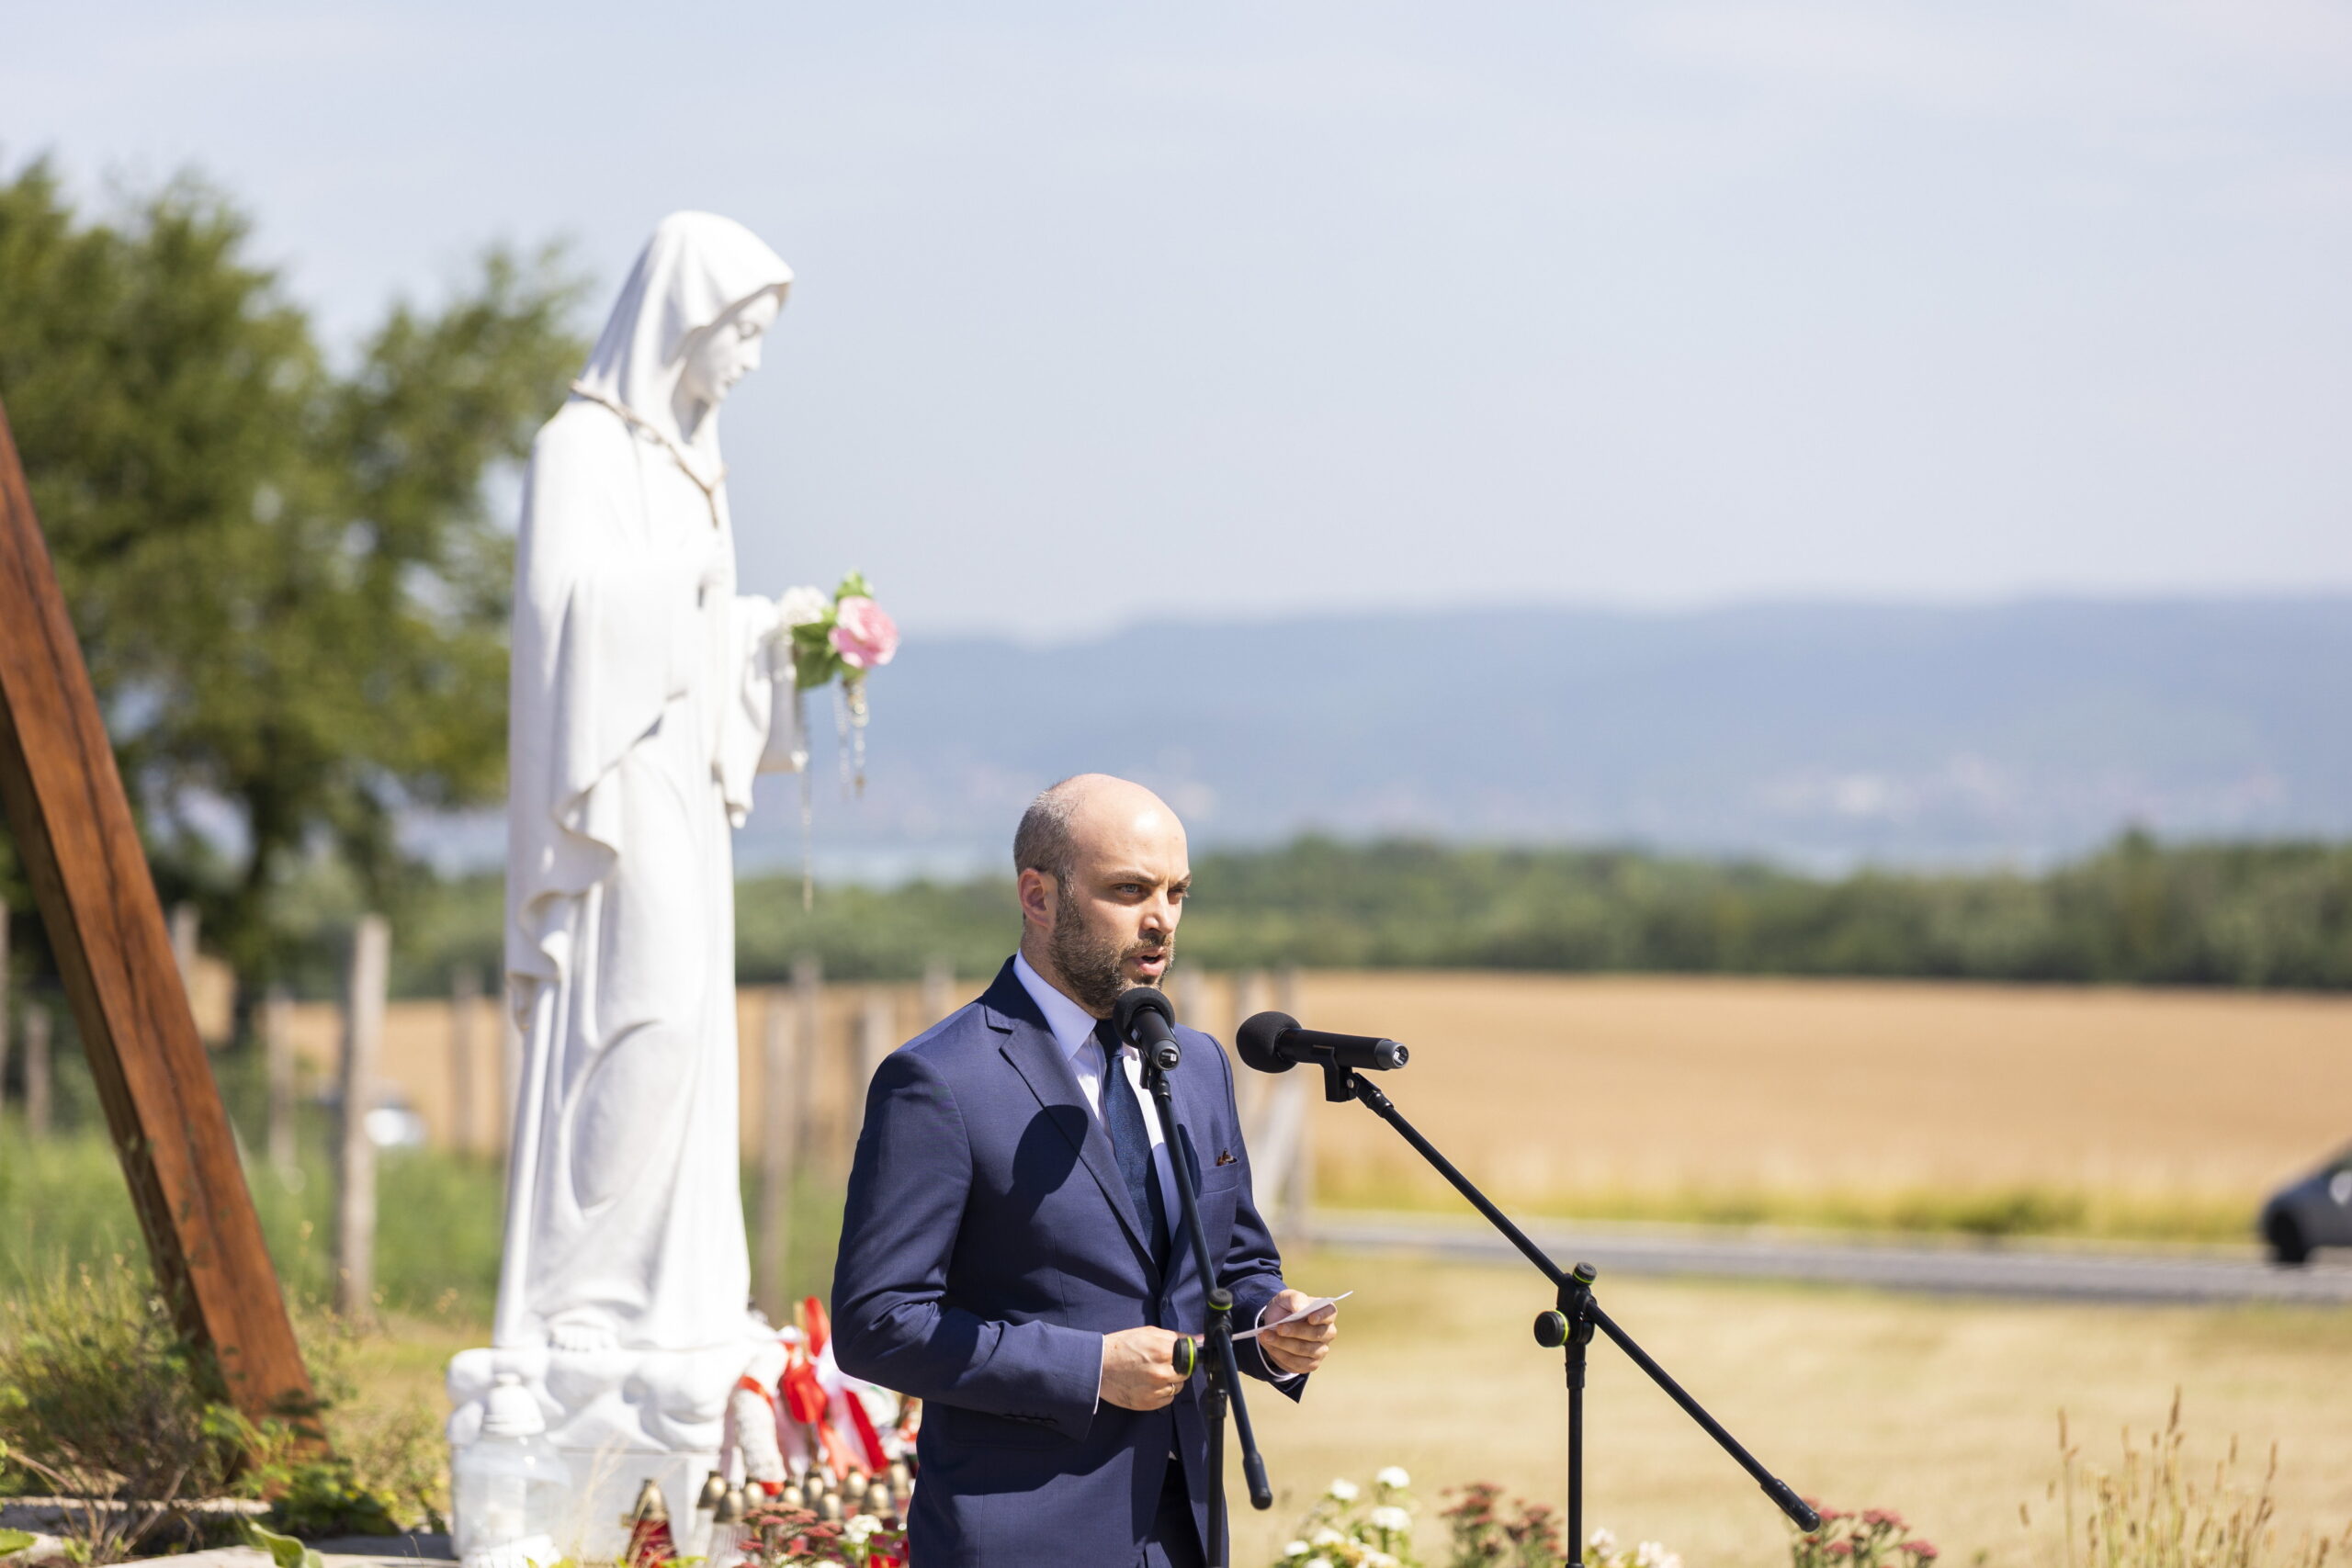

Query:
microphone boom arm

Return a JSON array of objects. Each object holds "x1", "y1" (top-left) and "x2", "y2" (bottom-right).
[{"x1": 1323, "y1": 1065, "x2": 1821, "y2": 1543}]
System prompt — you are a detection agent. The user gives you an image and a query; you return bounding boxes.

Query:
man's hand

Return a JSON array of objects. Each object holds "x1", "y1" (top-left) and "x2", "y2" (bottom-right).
[
  {"x1": 1258, "y1": 1289, "x2": 1339, "y2": 1378},
  {"x1": 1100, "y1": 1326, "x2": 1190, "y2": 1410}
]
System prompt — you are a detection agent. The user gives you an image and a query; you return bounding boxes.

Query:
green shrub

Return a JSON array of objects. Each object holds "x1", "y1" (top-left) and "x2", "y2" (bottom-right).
[
  {"x1": 254, "y1": 1458, "x2": 401, "y2": 1540},
  {"x1": 0, "y1": 1262, "x2": 247, "y2": 1503},
  {"x1": 0, "y1": 1261, "x2": 434, "y2": 1560}
]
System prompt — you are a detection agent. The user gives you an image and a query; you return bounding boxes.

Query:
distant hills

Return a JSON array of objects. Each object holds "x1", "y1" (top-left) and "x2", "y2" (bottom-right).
[{"x1": 739, "y1": 596, "x2": 2352, "y2": 874}]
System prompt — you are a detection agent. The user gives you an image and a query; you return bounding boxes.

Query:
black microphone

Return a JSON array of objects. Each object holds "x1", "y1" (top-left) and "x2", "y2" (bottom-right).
[
  {"x1": 1235, "y1": 1011, "x2": 1408, "y2": 1074},
  {"x1": 1112, "y1": 987, "x2": 1182, "y2": 1069}
]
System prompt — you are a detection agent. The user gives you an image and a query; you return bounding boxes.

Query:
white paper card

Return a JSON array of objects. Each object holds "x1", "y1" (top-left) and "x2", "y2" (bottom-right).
[{"x1": 1234, "y1": 1292, "x2": 1352, "y2": 1341}]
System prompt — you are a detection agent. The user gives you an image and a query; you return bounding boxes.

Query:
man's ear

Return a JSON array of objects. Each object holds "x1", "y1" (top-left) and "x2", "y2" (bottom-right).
[{"x1": 1016, "y1": 867, "x2": 1056, "y2": 932}]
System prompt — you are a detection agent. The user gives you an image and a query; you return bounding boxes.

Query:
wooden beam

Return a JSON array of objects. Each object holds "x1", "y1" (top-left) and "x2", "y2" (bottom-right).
[{"x1": 0, "y1": 395, "x2": 319, "y2": 1433}]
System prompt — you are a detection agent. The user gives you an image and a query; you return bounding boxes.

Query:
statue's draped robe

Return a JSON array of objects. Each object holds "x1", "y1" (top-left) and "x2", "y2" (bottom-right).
[{"x1": 497, "y1": 215, "x2": 792, "y2": 1354}]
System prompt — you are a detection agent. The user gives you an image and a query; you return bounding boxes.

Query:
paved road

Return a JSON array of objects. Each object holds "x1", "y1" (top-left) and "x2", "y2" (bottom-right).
[{"x1": 1306, "y1": 1211, "x2": 2352, "y2": 1305}]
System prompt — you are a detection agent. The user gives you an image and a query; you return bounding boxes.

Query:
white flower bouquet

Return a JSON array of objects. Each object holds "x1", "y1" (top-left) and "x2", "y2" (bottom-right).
[{"x1": 1268, "y1": 1467, "x2": 1422, "y2": 1568}]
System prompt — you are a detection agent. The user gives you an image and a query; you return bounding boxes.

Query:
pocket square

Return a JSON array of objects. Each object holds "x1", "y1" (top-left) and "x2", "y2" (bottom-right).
[{"x1": 1216, "y1": 1149, "x2": 1238, "y2": 1167}]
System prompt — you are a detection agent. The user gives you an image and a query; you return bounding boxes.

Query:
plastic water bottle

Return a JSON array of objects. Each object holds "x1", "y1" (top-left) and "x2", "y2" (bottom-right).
[{"x1": 452, "y1": 1373, "x2": 570, "y2": 1568}]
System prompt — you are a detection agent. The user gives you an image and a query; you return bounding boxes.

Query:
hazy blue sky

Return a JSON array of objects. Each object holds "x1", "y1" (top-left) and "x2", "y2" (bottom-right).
[{"x1": 8, "y1": 1, "x2": 2350, "y2": 637}]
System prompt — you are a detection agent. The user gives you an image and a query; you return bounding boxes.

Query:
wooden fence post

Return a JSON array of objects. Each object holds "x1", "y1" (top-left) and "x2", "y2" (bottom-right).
[
  {"x1": 1245, "y1": 1067, "x2": 1315, "y2": 1244},
  {"x1": 1233, "y1": 970, "x2": 1271, "y2": 1128},
  {"x1": 335, "y1": 914, "x2": 389, "y2": 1319},
  {"x1": 921, "y1": 957, "x2": 955, "y2": 1028},
  {"x1": 1234, "y1": 969, "x2": 1270, "y2": 1026},
  {"x1": 792, "y1": 955, "x2": 825, "y2": 1168},
  {"x1": 169, "y1": 901, "x2": 199, "y2": 1000},
  {"x1": 1171, "y1": 967, "x2": 1210, "y2": 1032},
  {"x1": 22, "y1": 1000, "x2": 50, "y2": 1138},
  {"x1": 265, "y1": 985, "x2": 298, "y2": 1182},
  {"x1": 1272, "y1": 965, "x2": 1302, "y2": 1022},
  {"x1": 756, "y1": 988, "x2": 799, "y2": 1320},
  {"x1": 1271, "y1": 967, "x2": 1311, "y2": 1235},
  {"x1": 854, "y1": 987, "x2": 896, "y2": 1145},
  {"x1": 449, "y1": 966, "x2": 481, "y2": 1155}
]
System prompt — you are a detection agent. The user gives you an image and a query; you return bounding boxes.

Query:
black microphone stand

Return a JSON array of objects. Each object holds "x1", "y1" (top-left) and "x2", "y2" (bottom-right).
[
  {"x1": 1315, "y1": 1060, "x2": 1820, "y2": 1554},
  {"x1": 1139, "y1": 1037, "x2": 1273, "y2": 1568}
]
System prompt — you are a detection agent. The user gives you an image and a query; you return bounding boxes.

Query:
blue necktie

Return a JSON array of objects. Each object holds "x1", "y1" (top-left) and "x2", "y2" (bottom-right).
[{"x1": 1094, "y1": 1021, "x2": 1170, "y2": 1272}]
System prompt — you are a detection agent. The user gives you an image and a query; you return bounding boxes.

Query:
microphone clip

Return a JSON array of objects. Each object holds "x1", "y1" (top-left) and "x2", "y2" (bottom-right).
[{"x1": 1111, "y1": 987, "x2": 1182, "y2": 1071}]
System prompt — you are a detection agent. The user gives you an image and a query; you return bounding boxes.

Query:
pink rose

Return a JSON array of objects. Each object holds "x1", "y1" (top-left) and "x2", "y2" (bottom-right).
[{"x1": 829, "y1": 595, "x2": 899, "y2": 671}]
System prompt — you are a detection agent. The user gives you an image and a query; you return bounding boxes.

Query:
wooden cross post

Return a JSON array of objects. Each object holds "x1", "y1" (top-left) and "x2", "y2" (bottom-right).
[{"x1": 0, "y1": 396, "x2": 319, "y2": 1434}]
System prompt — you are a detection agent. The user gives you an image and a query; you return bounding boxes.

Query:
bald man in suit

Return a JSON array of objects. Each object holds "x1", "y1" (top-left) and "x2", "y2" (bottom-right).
[{"x1": 831, "y1": 774, "x2": 1339, "y2": 1567}]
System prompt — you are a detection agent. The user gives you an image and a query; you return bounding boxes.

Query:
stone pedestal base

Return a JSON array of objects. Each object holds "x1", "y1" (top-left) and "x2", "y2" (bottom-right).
[{"x1": 447, "y1": 1341, "x2": 757, "y2": 1562}]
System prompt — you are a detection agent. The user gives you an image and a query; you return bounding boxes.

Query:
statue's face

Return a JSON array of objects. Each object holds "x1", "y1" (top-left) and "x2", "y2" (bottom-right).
[{"x1": 678, "y1": 290, "x2": 782, "y2": 412}]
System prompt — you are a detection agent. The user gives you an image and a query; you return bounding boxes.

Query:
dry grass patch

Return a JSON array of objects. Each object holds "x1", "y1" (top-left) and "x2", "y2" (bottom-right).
[{"x1": 1231, "y1": 1249, "x2": 2352, "y2": 1568}]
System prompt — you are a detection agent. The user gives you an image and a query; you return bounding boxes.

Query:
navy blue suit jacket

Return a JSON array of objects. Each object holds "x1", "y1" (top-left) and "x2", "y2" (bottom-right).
[{"x1": 831, "y1": 959, "x2": 1300, "y2": 1566}]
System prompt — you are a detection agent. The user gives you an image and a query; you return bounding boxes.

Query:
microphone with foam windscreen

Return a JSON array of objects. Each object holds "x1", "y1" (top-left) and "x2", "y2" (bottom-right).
[
  {"x1": 1112, "y1": 986, "x2": 1182, "y2": 1069},
  {"x1": 1236, "y1": 1011, "x2": 1408, "y2": 1074}
]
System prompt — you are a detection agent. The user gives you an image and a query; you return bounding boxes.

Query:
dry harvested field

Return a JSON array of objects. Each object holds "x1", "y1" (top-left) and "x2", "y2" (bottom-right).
[
  {"x1": 351, "y1": 1255, "x2": 2352, "y2": 1568},
  {"x1": 1271, "y1": 973, "x2": 2352, "y2": 1234},
  {"x1": 324, "y1": 969, "x2": 2350, "y2": 1235}
]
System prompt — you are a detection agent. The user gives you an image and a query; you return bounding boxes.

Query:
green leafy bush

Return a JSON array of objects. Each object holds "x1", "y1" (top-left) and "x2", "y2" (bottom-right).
[
  {"x1": 0, "y1": 1262, "x2": 431, "y2": 1561},
  {"x1": 253, "y1": 1458, "x2": 401, "y2": 1540},
  {"x1": 0, "y1": 1262, "x2": 248, "y2": 1505}
]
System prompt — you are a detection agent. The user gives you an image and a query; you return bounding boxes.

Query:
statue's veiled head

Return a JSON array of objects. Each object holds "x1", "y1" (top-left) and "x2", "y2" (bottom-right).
[{"x1": 575, "y1": 211, "x2": 793, "y2": 453}]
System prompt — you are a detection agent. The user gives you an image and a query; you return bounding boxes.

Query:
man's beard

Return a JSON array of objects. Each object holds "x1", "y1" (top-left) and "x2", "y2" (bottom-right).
[{"x1": 1048, "y1": 897, "x2": 1169, "y2": 1015}]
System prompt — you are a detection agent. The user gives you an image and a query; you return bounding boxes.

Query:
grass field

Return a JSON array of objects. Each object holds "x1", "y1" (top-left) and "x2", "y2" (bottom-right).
[
  {"x1": 328, "y1": 1249, "x2": 2352, "y2": 1568},
  {"x1": 13, "y1": 973, "x2": 2352, "y2": 1566},
  {"x1": 1260, "y1": 973, "x2": 2352, "y2": 1240}
]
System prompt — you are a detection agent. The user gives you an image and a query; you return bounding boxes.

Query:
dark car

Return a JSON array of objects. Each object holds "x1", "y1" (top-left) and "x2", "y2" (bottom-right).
[{"x1": 2260, "y1": 1145, "x2": 2352, "y2": 1265}]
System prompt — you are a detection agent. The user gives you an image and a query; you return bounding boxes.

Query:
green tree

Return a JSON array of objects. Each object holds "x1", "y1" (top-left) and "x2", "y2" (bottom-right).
[
  {"x1": 0, "y1": 159, "x2": 585, "y2": 1002},
  {"x1": 715, "y1": 833, "x2": 2352, "y2": 992}
]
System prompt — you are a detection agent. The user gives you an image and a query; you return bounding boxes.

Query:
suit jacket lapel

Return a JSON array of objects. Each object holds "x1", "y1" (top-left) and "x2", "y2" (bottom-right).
[{"x1": 980, "y1": 961, "x2": 1158, "y2": 1273}]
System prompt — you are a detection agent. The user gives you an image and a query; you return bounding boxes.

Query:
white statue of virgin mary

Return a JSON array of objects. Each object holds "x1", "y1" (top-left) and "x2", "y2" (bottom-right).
[{"x1": 497, "y1": 211, "x2": 794, "y2": 1358}]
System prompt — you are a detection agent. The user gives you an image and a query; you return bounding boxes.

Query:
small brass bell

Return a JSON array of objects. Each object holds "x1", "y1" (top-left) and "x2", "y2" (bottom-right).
[
  {"x1": 817, "y1": 1491, "x2": 842, "y2": 1523},
  {"x1": 779, "y1": 1482, "x2": 805, "y2": 1511},
  {"x1": 714, "y1": 1484, "x2": 747, "y2": 1525},
  {"x1": 627, "y1": 1478, "x2": 671, "y2": 1525},
  {"x1": 697, "y1": 1472, "x2": 729, "y2": 1511},
  {"x1": 865, "y1": 1481, "x2": 892, "y2": 1515}
]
